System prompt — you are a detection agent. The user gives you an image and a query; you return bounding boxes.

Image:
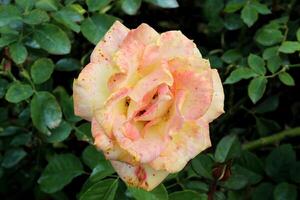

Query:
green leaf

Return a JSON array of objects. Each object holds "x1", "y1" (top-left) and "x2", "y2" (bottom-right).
[
  {"x1": 221, "y1": 49, "x2": 242, "y2": 64},
  {"x1": 86, "y1": 0, "x2": 111, "y2": 12},
  {"x1": 81, "y1": 14, "x2": 117, "y2": 45},
  {"x1": 191, "y1": 154, "x2": 214, "y2": 179},
  {"x1": 255, "y1": 117, "x2": 281, "y2": 136},
  {"x1": 224, "y1": 0, "x2": 245, "y2": 13},
  {"x1": 224, "y1": 14, "x2": 243, "y2": 30},
  {"x1": 8, "y1": 42, "x2": 27, "y2": 64},
  {"x1": 252, "y1": 182, "x2": 274, "y2": 200},
  {"x1": 263, "y1": 46, "x2": 279, "y2": 59},
  {"x1": 74, "y1": 123, "x2": 93, "y2": 143},
  {"x1": 0, "y1": 79, "x2": 9, "y2": 98},
  {"x1": 128, "y1": 184, "x2": 168, "y2": 200},
  {"x1": 33, "y1": 24, "x2": 71, "y2": 55},
  {"x1": 23, "y1": 9, "x2": 49, "y2": 25},
  {"x1": 79, "y1": 165, "x2": 115, "y2": 197},
  {"x1": 248, "y1": 76, "x2": 267, "y2": 103},
  {"x1": 35, "y1": 0, "x2": 59, "y2": 11},
  {"x1": 214, "y1": 135, "x2": 241, "y2": 163},
  {"x1": 79, "y1": 179, "x2": 118, "y2": 200},
  {"x1": 169, "y1": 191, "x2": 207, "y2": 200},
  {"x1": 222, "y1": 172, "x2": 248, "y2": 190},
  {"x1": 273, "y1": 182, "x2": 297, "y2": 200},
  {"x1": 55, "y1": 58, "x2": 81, "y2": 71},
  {"x1": 251, "y1": 2, "x2": 271, "y2": 14},
  {"x1": 53, "y1": 86, "x2": 81, "y2": 122},
  {"x1": 232, "y1": 165, "x2": 262, "y2": 185},
  {"x1": 1, "y1": 148, "x2": 27, "y2": 168},
  {"x1": 0, "y1": 34, "x2": 18, "y2": 48},
  {"x1": 183, "y1": 180, "x2": 209, "y2": 193},
  {"x1": 82, "y1": 145, "x2": 112, "y2": 170},
  {"x1": 31, "y1": 91, "x2": 62, "y2": 135},
  {"x1": 278, "y1": 72, "x2": 295, "y2": 86},
  {"x1": 255, "y1": 28, "x2": 283, "y2": 46},
  {"x1": 290, "y1": 162, "x2": 300, "y2": 183},
  {"x1": 247, "y1": 54, "x2": 266, "y2": 75},
  {"x1": 122, "y1": 0, "x2": 142, "y2": 15},
  {"x1": 267, "y1": 55, "x2": 282, "y2": 73},
  {"x1": 10, "y1": 133, "x2": 31, "y2": 146},
  {"x1": 253, "y1": 95, "x2": 279, "y2": 113},
  {"x1": 241, "y1": 4, "x2": 258, "y2": 27},
  {"x1": 16, "y1": 0, "x2": 35, "y2": 11},
  {"x1": 297, "y1": 28, "x2": 300, "y2": 41},
  {"x1": 31, "y1": 58, "x2": 54, "y2": 84},
  {"x1": 265, "y1": 144, "x2": 296, "y2": 182},
  {"x1": 5, "y1": 82, "x2": 33, "y2": 103},
  {"x1": 0, "y1": 5, "x2": 22, "y2": 27},
  {"x1": 38, "y1": 154, "x2": 84, "y2": 193},
  {"x1": 224, "y1": 67, "x2": 257, "y2": 84},
  {"x1": 46, "y1": 120, "x2": 72, "y2": 143},
  {"x1": 278, "y1": 41, "x2": 300, "y2": 54},
  {"x1": 52, "y1": 6, "x2": 84, "y2": 33},
  {"x1": 144, "y1": 0, "x2": 179, "y2": 8}
]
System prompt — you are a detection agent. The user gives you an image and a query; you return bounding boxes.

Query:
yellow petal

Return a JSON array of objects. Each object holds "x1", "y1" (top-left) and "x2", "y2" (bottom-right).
[
  {"x1": 73, "y1": 63, "x2": 116, "y2": 121},
  {"x1": 129, "y1": 67, "x2": 173, "y2": 102},
  {"x1": 91, "y1": 21, "x2": 129, "y2": 64},
  {"x1": 150, "y1": 120, "x2": 211, "y2": 173},
  {"x1": 202, "y1": 69, "x2": 225, "y2": 122},
  {"x1": 111, "y1": 161, "x2": 168, "y2": 191}
]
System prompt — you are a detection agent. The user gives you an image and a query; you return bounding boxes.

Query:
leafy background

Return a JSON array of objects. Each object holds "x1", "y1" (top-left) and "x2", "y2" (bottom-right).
[{"x1": 0, "y1": 0, "x2": 300, "y2": 199}]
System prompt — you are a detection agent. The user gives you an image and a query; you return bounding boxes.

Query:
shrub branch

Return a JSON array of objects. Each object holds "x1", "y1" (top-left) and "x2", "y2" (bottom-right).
[{"x1": 243, "y1": 127, "x2": 300, "y2": 150}]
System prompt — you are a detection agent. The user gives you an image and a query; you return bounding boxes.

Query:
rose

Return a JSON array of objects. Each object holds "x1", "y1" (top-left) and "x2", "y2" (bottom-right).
[{"x1": 73, "y1": 21, "x2": 224, "y2": 191}]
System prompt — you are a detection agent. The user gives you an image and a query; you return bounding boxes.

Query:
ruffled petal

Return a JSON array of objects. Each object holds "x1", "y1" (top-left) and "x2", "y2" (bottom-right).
[
  {"x1": 113, "y1": 120, "x2": 169, "y2": 163},
  {"x1": 114, "y1": 23, "x2": 159, "y2": 81},
  {"x1": 73, "y1": 63, "x2": 117, "y2": 121},
  {"x1": 135, "y1": 84, "x2": 173, "y2": 121},
  {"x1": 91, "y1": 21, "x2": 129, "y2": 64},
  {"x1": 92, "y1": 117, "x2": 137, "y2": 164},
  {"x1": 172, "y1": 68, "x2": 213, "y2": 120},
  {"x1": 94, "y1": 88, "x2": 129, "y2": 135},
  {"x1": 129, "y1": 67, "x2": 173, "y2": 102},
  {"x1": 150, "y1": 120, "x2": 211, "y2": 172},
  {"x1": 202, "y1": 69, "x2": 225, "y2": 122},
  {"x1": 111, "y1": 161, "x2": 168, "y2": 191}
]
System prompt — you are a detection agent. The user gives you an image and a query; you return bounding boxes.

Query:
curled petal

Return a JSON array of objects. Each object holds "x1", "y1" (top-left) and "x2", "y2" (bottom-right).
[
  {"x1": 91, "y1": 21, "x2": 130, "y2": 64},
  {"x1": 150, "y1": 120, "x2": 211, "y2": 172},
  {"x1": 73, "y1": 63, "x2": 116, "y2": 121},
  {"x1": 114, "y1": 23, "x2": 159, "y2": 83},
  {"x1": 202, "y1": 69, "x2": 225, "y2": 122},
  {"x1": 129, "y1": 67, "x2": 173, "y2": 102},
  {"x1": 92, "y1": 118, "x2": 137, "y2": 164},
  {"x1": 135, "y1": 84, "x2": 173, "y2": 121},
  {"x1": 172, "y1": 69, "x2": 213, "y2": 120},
  {"x1": 113, "y1": 120, "x2": 169, "y2": 163},
  {"x1": 94, "y1": 88, "x2": 129, "y2": 135},
  {"x1": 111, "y1": 161, "x2": 168, "y2": 191}
]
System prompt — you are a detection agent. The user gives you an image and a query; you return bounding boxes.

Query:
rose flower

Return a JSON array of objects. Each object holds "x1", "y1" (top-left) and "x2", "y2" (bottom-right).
[{"x1": 73, "y1": 21, "x2": 224, "y2": 191}]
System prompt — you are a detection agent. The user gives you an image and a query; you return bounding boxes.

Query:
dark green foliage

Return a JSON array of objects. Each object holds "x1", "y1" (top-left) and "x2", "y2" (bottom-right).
[{"x1": 0, "y1": 0, "x2": 299, "y2": 199}]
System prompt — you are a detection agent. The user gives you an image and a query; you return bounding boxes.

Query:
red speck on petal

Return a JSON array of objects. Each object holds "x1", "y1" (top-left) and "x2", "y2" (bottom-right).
[{"x1": 135, "y1": 165, "x2": 147, "y2": 182}]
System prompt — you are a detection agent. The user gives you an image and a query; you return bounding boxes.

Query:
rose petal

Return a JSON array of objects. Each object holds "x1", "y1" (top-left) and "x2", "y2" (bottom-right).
[
  {"x1": 202, "y1": 69, "x2": 225, "y2": 122},
  {"x1": 129, "y1": 67, "x2": 173, "y2": 102},
  {"x1": 113, "y1": 120, "x2": 169, "y2": 163},
  {"x1": 111, "y1": 161, "x2": 168, "y2": 191},
  {"x1": 73, "y1": 63, "x2": 117, "y2": 121},
  {"x1": 172, "y1": 68, "x2": 213, "y2": 120},
  {"x1": 114, "y1": 23, "x2": 159, "y2": 80},
  {"x1": 94, "y1": 88, "x2": 129, "y2": 135},
  {"x1": 150, "y1": 120, "x2": 211, "y2": 172},
  {"x1": 91, "y1": 21, "x2": 129, "y2": 64},
  {"x1": 92, "y1": 117, "x2": 137, "y2": 164},
  {"x1": 135, "y1": 84, "x2": 173, "y2": 121}
]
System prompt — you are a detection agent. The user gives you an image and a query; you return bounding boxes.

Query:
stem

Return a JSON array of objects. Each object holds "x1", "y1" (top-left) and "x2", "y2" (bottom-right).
[{"x1": 243, "y1": 127, "x2": 300, "y2": 150}]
